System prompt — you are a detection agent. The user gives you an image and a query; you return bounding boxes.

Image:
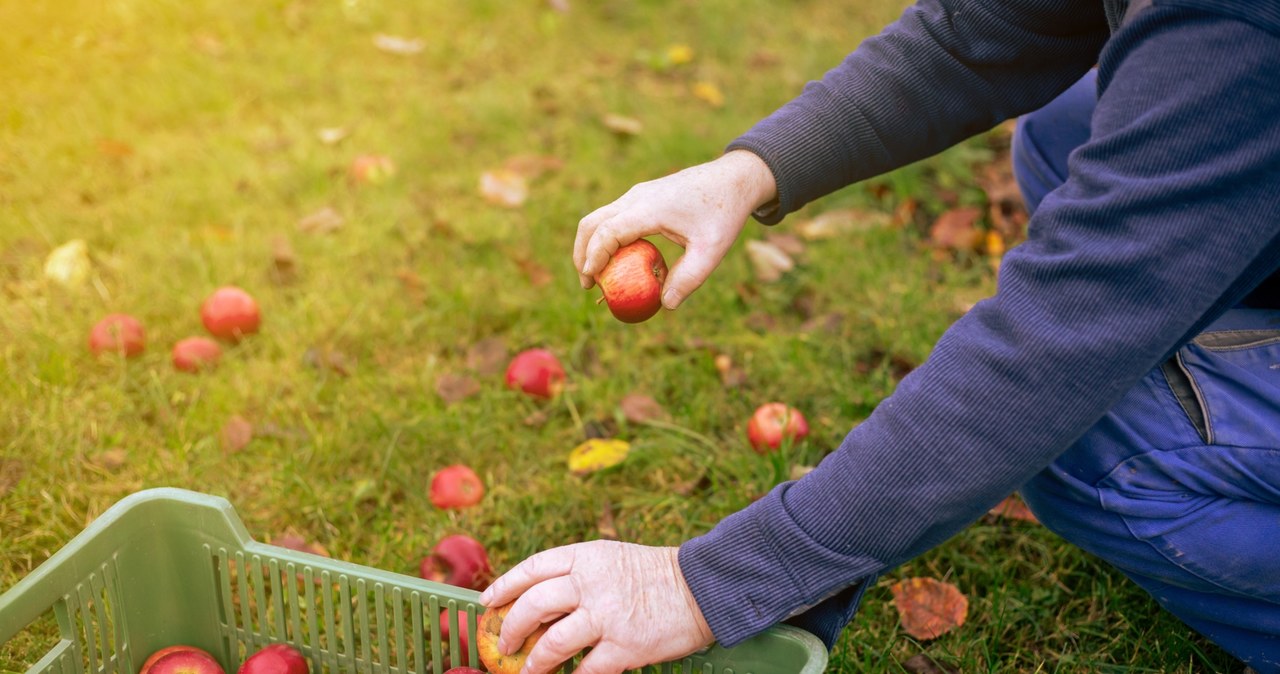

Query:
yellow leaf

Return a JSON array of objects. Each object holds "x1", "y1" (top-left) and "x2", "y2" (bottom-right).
[
  {"x1": 479, "y1": 169, "x2": 529, "y2": 208},
  {"x1": 43, "y1": 240, "x2": 91, "y2": 287},
  {"x1": 691, "y1": 81, "x2": 724, "y2": 108},
  {"x1": 665, "y1": 44, "x2": 694, "y2": 65},
  {"x1": 568, "y1": 438, "x2": 630, "y2": 476}
]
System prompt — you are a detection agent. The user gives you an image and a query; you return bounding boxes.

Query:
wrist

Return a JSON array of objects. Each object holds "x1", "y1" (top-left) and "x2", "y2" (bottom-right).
[
  {"x1": 719, "y1": 150, "x2": 778, "y2": 213},
  {"x1": 669, "y1": 546, "x2": 715, "y2": 647}
]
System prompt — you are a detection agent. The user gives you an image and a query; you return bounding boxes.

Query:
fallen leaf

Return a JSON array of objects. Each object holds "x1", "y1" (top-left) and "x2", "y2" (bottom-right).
[
  {"x1": 744, "y1": 312, "x2": 778, "y2": 333},
  {"x1": 714, "y1": 353, "x2": 748, "y2": 388},
  {"x1": 691, "y1": 81, "x2": 724, "y2": 108},
  {"x1": 568, "y1": 438, "x2": 630, "y2": 477},
  {"x1": 372, "y1": 33, "x2": 425, "y2": 55},
  {"x1": 270, "y1": 236, "x2": 298, "y2": 283},
  {"x1": 0, "y1": 459, "x2": 23, "y2": 498},
  {"x1": 989, "y1": 493, "x2": 1039, "y2": 523},
  {"x1": 745, "y1": 239, "x2": 794, "y2": 283},
  {"x1": 479, "y1": 169, "x2": 528, "y2": 208},
  {"x1": 304, "y1": 347, "x2": 354, "y2": 376},
  {"x1": 890, "y1": 577, "x2": 969, "y2": 641},
  {"x1": 297, "y1": 206, "x2": 344, "y2": 234},
  {"x1": 465, "y1": 337, "x2": 509, "y2": 376},
  {"x1": 44, "y1": 240, "x2": 91, "y2": 287},
  {"x1": 984, "y1": 230, "x2": 1005, "y2": 257},
  {"x1": 502, "y1": 154, "x2": 564, "y2": 180},
  {"x1": 672, "y1": 472, "x2": 711, "y2": 496},
  {"x1": 765, "y1": 232, "x2": 806, "y2": 257},
  {"x1": 522, "y1": 409, "x2": 550, "y2": 428},
  {"x1": 597, "y1": 498, "x2": 619, "y2": 540},
  {"x1": 619, "y1": 393, "x2": 665, "y2": 424},
  {"x1": 665, "y1": 44, "x2": 695, "y2": 65},
  {"x1": 929, "y1": 207, "x2": 984, "y2": 252},
  {"x1": 794, "y1": 208, "x2": 891, "y2": 241},
  {"x1": 514, "y1": 255, "x2": 553, "y2": 287},
  {"x1": 273, "y1": 531, "x2": 330, "y2": 557},
  {"x1": 583, "y1": 418, "x2": 618, "y2": 440},
  {"x1": 800, "y1": 312, "x2": 846, "y2": 334},
  {"x1": 436, "y1": 373, "x2": 481, "y2": 405},
  {"x1": 601, "y1": 113, "x2": 643, "y2": 137},
  {"x1": 892, "y1": 198, "x2": 919, "y2": 229},
  {"x1": 92, "y1": 449, "x2": 128, "y2": 472},
  {"x1": 317, "y1": 127, "x2": 349, "y2": 145},
  {"x1": 748, "y1": 49, "x2": 781, "y2": 69},
  {"x1": 902, "y1": 653, "x2": 959, "y2": 674},
  {"x1": 221, "y1": 416, "x2": 253, "y2": 453}
]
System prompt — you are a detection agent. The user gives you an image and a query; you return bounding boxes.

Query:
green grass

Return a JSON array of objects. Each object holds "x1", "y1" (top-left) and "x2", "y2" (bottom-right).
[{"x1": 0, "y1": 1, "x2": 1240, "y2": 672}]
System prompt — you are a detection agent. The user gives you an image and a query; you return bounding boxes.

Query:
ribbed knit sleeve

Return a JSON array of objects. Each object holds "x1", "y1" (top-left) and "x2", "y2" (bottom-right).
[
  {"x1": 730, "y1": 0, "x2": 1109, "y2": 224},
  {"x1": 682, "y1": 4, "x2": 1280, "y2": 648}
]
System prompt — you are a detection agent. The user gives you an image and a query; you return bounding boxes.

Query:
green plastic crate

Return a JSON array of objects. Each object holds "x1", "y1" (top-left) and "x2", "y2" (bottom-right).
[{"x1": 1, "y1": 489, "x2": 826, "y2": 674}]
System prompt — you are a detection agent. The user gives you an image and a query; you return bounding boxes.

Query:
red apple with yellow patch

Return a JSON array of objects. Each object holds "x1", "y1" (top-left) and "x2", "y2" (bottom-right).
[
  {"x1": 504, "y1": 348, "x2": 566, "y2": 399},
  {"x1": 594, "y1": 239, "x2": 668, "y2": 323},
  {"x1": 746, "y1": 402, "x2": 809, "y2": 453}
]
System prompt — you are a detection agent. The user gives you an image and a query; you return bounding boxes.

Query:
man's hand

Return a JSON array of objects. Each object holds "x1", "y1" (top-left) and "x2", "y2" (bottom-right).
[
  {"x1": 574, "y1": 150, "x2": 776, "y2": 310},
  {"x1": 478, "y1": 541, "x2": 715, "y2": 674}
]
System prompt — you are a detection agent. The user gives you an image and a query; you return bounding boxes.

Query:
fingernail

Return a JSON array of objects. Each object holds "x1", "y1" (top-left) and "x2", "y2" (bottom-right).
[
  {"x1": 479, "y1": 588, "x2": 491, "y2": 605},
  {"x1": 581, "y1": 262, "x2": 594, "y2": 277},
  {"x1": 663, "y1": 291, "x2": 681, "y2": 310}
]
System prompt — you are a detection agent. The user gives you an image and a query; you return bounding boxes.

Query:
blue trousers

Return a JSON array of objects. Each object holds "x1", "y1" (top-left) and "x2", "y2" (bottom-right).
[{"x1": 1013, "y1": 71, "x2": 1280, "y2": 672}]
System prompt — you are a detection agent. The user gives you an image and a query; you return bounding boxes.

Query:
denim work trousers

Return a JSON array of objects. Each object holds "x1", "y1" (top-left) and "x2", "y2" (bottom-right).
[{"x1": 1013, "y1": 70, "x2": 1280, "y2": 672}]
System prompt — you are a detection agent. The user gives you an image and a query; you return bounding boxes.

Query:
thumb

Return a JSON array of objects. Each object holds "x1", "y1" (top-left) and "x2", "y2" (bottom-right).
[{"x1": 662, "y1": 245, "x2": 722, "y2": 310}]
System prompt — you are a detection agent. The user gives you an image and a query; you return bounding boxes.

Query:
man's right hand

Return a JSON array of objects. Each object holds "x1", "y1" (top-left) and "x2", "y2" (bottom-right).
[{"x1": 573, "y1": 149, "x2": 777, "y2": 311}]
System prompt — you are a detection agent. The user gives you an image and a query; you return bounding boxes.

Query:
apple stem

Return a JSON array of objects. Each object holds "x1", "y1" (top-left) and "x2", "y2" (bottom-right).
[{"x1": 596, "y1": 295, "x2": 606, "y2": 305}]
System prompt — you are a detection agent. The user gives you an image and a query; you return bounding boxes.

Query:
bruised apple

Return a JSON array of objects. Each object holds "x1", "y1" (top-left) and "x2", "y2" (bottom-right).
[
  {"x1": 172, "y1": 337, "x2": 222, "y2": 373},
  {"x1": 429, "y1": 465, "x2": 485, "y2": 509},
  {"x1": 420, "y1": 534, "x2": 492, "y2": 591},
  {"x1": 477, "y1": 603, "x2": 560, "y2": 674},
  {"x1": 201, "y1": 286, "x2": 261, "y2": 341},
  {"x1": 504, "y1": 348, "x2": 565, "y2": 399},
  {"x1": 595, "y1": 239, "x2": 668, "y2": 323},
  {"x1": 89, "y1": 314, "x2": 145, "y2": 357},
  {"x1": 237, "y1": 644, "x2": 308, "y2": 674},
  {"x1": 141, "y1": 646, "x2": 225, "y2": 674},
  {"x1": 746, "y1": 402, "x2": 809, "y2": 453}
]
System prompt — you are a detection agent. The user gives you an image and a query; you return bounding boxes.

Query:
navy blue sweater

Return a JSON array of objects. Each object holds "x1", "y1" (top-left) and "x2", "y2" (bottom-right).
[{"x1": 678, "y1": 0, "x2": 1280, "y2": 649}]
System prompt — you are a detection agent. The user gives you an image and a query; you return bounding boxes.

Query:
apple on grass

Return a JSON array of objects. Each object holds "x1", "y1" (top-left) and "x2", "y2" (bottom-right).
[
  {"x1": 746, "y1": 402, "x2": 810, "y2": 453},
  {"x1": 420, "y1": 534, "x2": 492, "y2": 591},
  {"x1": 202, "y1": 286, "x2": 261, "y2": 341},
  {"x1": 238, "y1": 644, "x2": 308, "y2": 674},
  {"x1": 504, "y1": 348, "x2": 566, "y2": 399},
  {"x1": 594, "y1": 239, "x2": 668, "y2": 323},
  {"x1": 139, "y1": 646, "x2": 225, "y2": 674},
  {"x1": 349, "y1": 155, "x2": 396, "y2": 184},
  {"x1": 429, "y1": 465, "x2": 485, "y2": 509},
  {"x1": 172, "y1": 337, "x2": 222, "y2": 373},
  {"x1": 89, "y1": 313, "x2": 145, "y2": 357}
]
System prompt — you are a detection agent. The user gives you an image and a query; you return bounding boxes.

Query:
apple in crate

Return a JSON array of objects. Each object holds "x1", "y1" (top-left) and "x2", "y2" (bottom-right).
[
  {"x1": 439, "y1": 609, "x2": 472, "y2": 669},
  {"x1": 746, "y1": 402, "x2": 809, "y2": 453},
  {"x1": 443, "y1": 668, "x2": 484, "y2": 674},
  {"x1": 429, "y1": 465, "x2": 485, "y2": 509},
  {"x1": 420, "y1": 534, "x2": 492, "y2": 590},
  {"x1": 238, "y1": 644, "x2": 308, "y2": 674},
  {"x1": 504, "y1": 348, "x2": 565, "y2": 399},
  {"x1": 594, "y1": 239, "x2": 668, "y2": 323},
  {"x1": 140, "y1": 646, "x2": 225, "y2": 674},
  {"x1": 172, "y1": 337, "x2": 222, "y2": 373},
  {"x1": 89, "y1": 313, "x2": 145, "y2": 357},
  {"x1": 201, "y1": 286, "x2": 261, "y2": 341}
]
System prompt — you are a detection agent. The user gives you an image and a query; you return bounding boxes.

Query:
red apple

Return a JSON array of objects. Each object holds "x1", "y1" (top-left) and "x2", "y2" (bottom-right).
[
  {"x1": 420, "y1": 535, "x2": 491, "y2": 591},
  {"x1": 504, "y1": 348, "x2": 566, "y2": 399},
  {"x1": 238, "y1": 644, "x2": 308, "y2": 674},
  {"x1": 201, "y1": 286, "x2": 261, "y2": 341},
  {"x1": 746, "y1": 402, "x2": 810, "y2": 453},
  {"x1": 144, "y1": 647, "x2": 225, "y2": 674},
  {"x1": 595, "y1": 239, "x2": 668, "y2": 323},
  {"x1": 89, "y1": 313, "x2": 145, "y2": 357},
  {"x1": 443, "y1": 668, "x2": 483, "y2": 674},
  {"x1": 440, "y1": 609, "x2": 472, "y2": 668},
  {"x1": 429, "y1": 465, "x2": 484, "y2": 509},
  {"x1": 172, "y1": 337, "x2": 222, "y2": 373},
  {"x1": 349, "y1": 155, "x2": 396, "y2": 184}
]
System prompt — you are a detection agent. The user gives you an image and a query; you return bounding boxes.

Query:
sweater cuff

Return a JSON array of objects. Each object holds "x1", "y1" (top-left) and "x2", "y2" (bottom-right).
[{"x1": 677, "y1": 481, "x2": 883, "y2": 647}]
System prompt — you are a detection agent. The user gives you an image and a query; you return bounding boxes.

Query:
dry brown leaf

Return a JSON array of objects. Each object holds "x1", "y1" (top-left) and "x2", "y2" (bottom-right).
[
  {"x1": 515, "y1": 255, "x2": 553, "y2": 287},
  {"x1": 436, "y1": 373, "x2": 481, "y2": 405},
  {"x1": 765, "y1": 232, "x2": 807, "y2": 257},
  {"x1": 989, "y1": 493, "x2": 1039, "y2": 523},
  {"x1": 297, "y1": 206, "x2": 344, "y2": 234},
  {"x1": 270, "y1": 236, "x2": 298, "y2": 283},
  {"x1": 304, "y1": 347, "x2": 354, "y2": 376},
  {"x1": 619, "y1": 393, "x2": 666, "y2": 424},
  {"x1": 479, "y1": 169, "x2": 528, "y2": 208},
  {"x1": 794, "y1": 208, "x2": 891, "y2": 241},
  {"x1": 523, "y1": 409, "x2": 550, "y2": 428},
  {"x1": 466, "y1": 337, "x2": 509, "y2": 376},
  {"x1": 745, "y1": 239, "x2": 795, "y2": 283},
  {"x1": 602, "y1": 113, "x2": 643, "y2": 137},
  {"x1": 930, "y1": 207, "x2": 984, "y2": 252},
  {"x1": 691, "y1": 81, "x2": 725, "y2": 108},
  {"x1": 93, "y1": 449, "x2": 128, "y2": 472},
  {"x1": 372, "y1": 34, "x2": 425, "y2": 55},
  {"x1": 890, "y1": 577, "x2": 969, "y2": 641},
  {"x1": 502, "y1": 154, "x2": 564, "y2": 180},
  {"x1": 902, "y1": 653, "x2": 959, "y2": 674},
  {"x1": 273, "y1": 531, "x2": 330, "y2": 557},
  {"x1": 221, "y1": 416, "x2": 254, "y2": 454},
  {"x1": 597, "y1": 498, "x2": 619, "y2": 540}
]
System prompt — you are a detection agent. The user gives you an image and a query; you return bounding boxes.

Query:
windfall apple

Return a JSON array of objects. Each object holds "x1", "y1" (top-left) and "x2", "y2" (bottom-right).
[
  {"x1": 89, "y1": 313, "x2": 145, "y2": 357},
  {"x1": 746, "y1": 402, "x2": 810, "y2": 453},
  {"x1": 595, "y1": 239, "x2": 668, "y2": 323},
  {"x1": 201, "y1": 286, "x2": 261, "y2": 341},
  {"x1": 420, "y1": 534, "x2": 492, "y2": 591},
  {"x1": 504, "y1": 348, "x2": 566, "y2": 399}
]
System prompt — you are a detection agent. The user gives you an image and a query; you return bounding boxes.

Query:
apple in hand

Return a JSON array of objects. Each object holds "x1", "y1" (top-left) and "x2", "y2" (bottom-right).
[
  {"x1": 172, "y1": 337, "x2": 222, "y2": 373},
  {"x1": 141, "y1": 646, "x2": 225, "y2": 674},
  {"x1": 420, "y1": 535, "x2": 492, "y2": 591},
  {"x1": 201, "y1": 286, "x2": 261, "y2": 341},
  {"x1": 746, "y1": 402, "x2": 809, "y2": 453},
  {"x1": 477, "y1": 603, "x2": 558, "y2": 674},
  {"x1": 89, "y1": 314, "x2": 145, "y2": 357},
  {"x1": 429, "y1": 465, "x2": 485, "y2": 509},
  {"x1": 238, "y1": 644, "x2": 308, "y2": 674},
  {"x1": 504, "y1": 348, "x2": 566, "y2": 399},
  {"x1": 594, "y1": 239, "x2": 668, "y2": 323}
]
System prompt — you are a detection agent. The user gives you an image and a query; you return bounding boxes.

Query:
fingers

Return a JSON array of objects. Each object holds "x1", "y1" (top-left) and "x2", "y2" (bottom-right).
[
  {"x1": 520, "y1": 610, "x2": 599, "y2": 674},
  {"x1": 574, "y1": 205, "x2": 618, "y2": 289},
  {"x1": 661, "y1": 243, "x2": 724, "y2": 310},
  {"x1": 497, "y1": 576, "x2": 582, "y2": 656},
  {"x1": 580, "y1": 215, "x2": 656, "y2": 282},
  {"x1": 480, "y1": 546, "x2": 576, "y2": 608},
  {"x1": 572, "y1": 644, "x2": 632, "y2": 674}
]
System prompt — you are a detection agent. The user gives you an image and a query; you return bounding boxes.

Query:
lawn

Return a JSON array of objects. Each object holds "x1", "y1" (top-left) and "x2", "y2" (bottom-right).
[{"x1": 0, "y1": 1, "x2": 1240, "y2": 672}]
